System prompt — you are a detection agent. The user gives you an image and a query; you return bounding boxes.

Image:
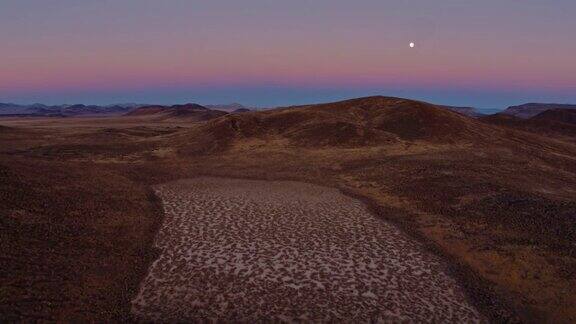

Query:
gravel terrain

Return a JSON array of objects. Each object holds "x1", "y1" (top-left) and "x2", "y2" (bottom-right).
[{"x1": 132, "y1": 177, "x2": 483, "y2": 322}]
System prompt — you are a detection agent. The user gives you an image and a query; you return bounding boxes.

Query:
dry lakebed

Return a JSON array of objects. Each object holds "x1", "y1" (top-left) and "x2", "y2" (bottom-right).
[{"x1": 131, "y1": 177, "x2": 484, "y2": 322}]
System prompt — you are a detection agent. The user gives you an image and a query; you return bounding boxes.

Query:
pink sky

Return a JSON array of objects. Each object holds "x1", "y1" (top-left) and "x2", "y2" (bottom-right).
[{"x1": 1, "y1": 0, "x2": 575, "y2": 107}]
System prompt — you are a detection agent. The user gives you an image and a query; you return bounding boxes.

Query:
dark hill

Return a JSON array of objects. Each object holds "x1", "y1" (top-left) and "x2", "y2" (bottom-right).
[
  {"x1": 184, "y1": 96, "x2": 499, "y2": 152},
  {"x1": 481, "y1": 109, "x2": 576, "y2": 137},
  {"x1": 532, "y1": 108, "x2": 576, "y2": 125},
  {"x1": 126, "y1": 104, "x2": 227, "y2": 121}
]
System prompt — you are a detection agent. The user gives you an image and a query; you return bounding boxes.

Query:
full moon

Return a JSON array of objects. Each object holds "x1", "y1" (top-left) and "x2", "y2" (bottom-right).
[{"x1": 409, "y1": 42, "x2": 415, "y2": 48}]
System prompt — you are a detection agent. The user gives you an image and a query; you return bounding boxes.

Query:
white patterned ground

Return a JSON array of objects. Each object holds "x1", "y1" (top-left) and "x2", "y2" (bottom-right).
[{"x1": 132, "y1": 177, "x2": 484, "y2": 323}]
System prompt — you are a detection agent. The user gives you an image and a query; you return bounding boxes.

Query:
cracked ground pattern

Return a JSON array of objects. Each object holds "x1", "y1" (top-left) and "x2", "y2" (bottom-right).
[{"x1": 132, "y1": 177, "x2": 483, "y2": 322}]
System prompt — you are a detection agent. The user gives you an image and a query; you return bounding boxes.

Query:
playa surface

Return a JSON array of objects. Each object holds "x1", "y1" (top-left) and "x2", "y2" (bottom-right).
[{"x1": 132, "y1": 177, "x2": 483, "y2": 322}]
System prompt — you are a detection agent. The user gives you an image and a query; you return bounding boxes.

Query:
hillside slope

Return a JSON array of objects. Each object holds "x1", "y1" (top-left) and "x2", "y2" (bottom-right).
[
  {"x1": 481, "y1": 109, "x2": 576, "y2": 137},
  {"x1": 185, "y1": 96, "x2": 499, "y2": 152},
  {"x1": 532, "y1": 108, "x2": 576, "y2": 125}
]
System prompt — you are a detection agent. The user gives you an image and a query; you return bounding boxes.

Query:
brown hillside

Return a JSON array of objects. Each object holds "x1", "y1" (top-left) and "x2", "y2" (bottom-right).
[
  {"x1": 532, "y1": 108, "x2": 576, "y2": 125},
  {"x1": 190, "y1": 96, "x2": 498, "y2": 150},
  {"x1": 481, "y1": 110, "x2": 576, "y2": 137},
  {"x1": 479, "y1": 113, "x2": 526, "y2": 128}
]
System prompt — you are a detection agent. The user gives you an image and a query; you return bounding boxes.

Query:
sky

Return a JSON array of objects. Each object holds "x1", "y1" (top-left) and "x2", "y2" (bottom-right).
[{"x1": 1, "y1": 0, "x2": 575, "y2": 109}]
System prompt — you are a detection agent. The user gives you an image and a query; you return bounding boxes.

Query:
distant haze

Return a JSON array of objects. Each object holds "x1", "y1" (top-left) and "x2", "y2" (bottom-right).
[{"x1": 1, "y1": 0, "x2": 575, "y2": 108}]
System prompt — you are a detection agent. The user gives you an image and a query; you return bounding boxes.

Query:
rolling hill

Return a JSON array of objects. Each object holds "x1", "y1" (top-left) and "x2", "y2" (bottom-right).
[
  {"x1": 126, "y1": 103, "x2": 228, "y2": 121},
  {"x1": 186, "y1": 96, "x2": 499, "y2": 151}
]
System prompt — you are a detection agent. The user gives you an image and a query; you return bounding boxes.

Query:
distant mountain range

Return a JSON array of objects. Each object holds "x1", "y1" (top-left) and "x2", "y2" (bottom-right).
[
  {"x1": 0, "y1": 103, "x2": 145, "y2": 117},
  {"x1": 3, "y1": 101, "x2": 576, "y2": 120},
  {"x1": 501, "y1": 103, "x2": 576, "y2": 119},
  {"x1": 0, "y1": 102, "x2": 255, "y2": 117},
  {"x1": 394, "y1": 103, "x2": 576, "y2": 119}
]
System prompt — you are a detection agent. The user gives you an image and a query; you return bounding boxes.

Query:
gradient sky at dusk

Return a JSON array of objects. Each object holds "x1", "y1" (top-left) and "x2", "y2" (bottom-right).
[{"x1": 1, "y1": 0, "x2": 575, "y2": 108}]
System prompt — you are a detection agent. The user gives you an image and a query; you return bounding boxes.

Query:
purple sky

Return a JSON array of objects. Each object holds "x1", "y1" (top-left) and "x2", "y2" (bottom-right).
[{"x1": 1, "y1": 0, "x2": 575, "y2": 108}]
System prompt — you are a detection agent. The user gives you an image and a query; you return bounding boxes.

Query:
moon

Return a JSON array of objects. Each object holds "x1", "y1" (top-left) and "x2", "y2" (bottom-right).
[{"x1": 409, "y1": 42, "x2": 415, "y2": 48}]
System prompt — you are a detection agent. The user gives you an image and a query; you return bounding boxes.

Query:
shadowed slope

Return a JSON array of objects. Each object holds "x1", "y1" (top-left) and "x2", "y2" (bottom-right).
[
  {"x1": 532, "y1": 108, "x2": 576, "y2": 125},
  {"x1": 481, "y1": 109, "x2": 576, "y2": 138}
]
